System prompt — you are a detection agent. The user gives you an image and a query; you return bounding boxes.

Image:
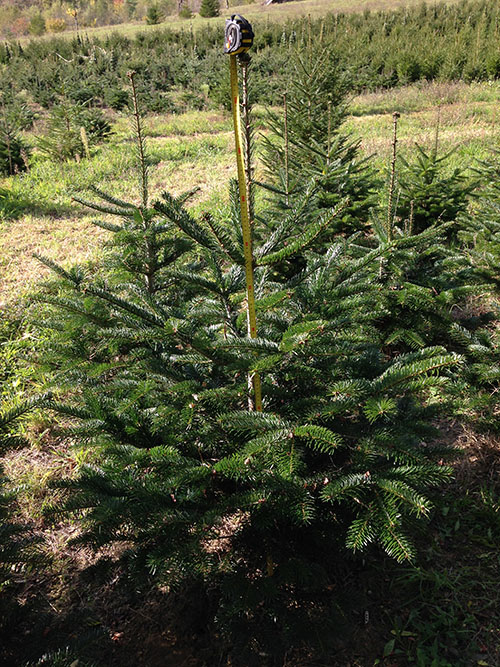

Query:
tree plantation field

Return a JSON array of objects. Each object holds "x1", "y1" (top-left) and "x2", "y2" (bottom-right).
[
  {"x1": 1, "y1": 73, "x2": 500, "y2": 665},
  {"x1": 1, "y1": 79, "x2": 499, "y2": 306},
  {"x1": 1, "y1": 1, "x2": 500, "y2": 665},
  {"x1": 2, "y1": 0, "x2": 477, "y2": 40},
  {"x1": 2, "y1": 0, "x2": 500, "y2": 115}
]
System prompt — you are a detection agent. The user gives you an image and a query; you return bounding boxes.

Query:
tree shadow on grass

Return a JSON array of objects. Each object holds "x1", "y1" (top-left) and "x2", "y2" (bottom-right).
[{"x1": 1, "y1": 424, "x2": 499, "y2": 667}]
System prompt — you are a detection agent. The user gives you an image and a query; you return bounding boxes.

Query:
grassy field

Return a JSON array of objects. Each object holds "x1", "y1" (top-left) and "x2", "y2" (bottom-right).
[{"x1": 1, "y1": 79, "x2": 499, "y2": 307}]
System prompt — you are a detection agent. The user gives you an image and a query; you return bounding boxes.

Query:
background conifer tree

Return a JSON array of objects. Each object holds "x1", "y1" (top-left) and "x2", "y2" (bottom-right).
[
  {"x1": 37, "y1": 97, "x2": 111, "y2": 163},
  {"x1": 447, "y1": 150, "x2": 500, "y2": 430},
  {"x1": 396, "y1": 139, "x2": 476, "y2": 237},
  {"x1": 460, "y1": 150, "x2": 500, "y2": 285},
  {"x1": 146, "y1": 4, "x2": 163, "y2": 25},
  {"x1": 353, "y1": 113, "x2": 487, "y2": 357},
  {"x1": 261, "y1": 45, "x2": 378, "y2": 238},
  {"x1": 0, "y1": 94, "x2": 33, "y2": 175},
  {"x1": 199, "y1": 0, "x2": 219, "y2": 18}
]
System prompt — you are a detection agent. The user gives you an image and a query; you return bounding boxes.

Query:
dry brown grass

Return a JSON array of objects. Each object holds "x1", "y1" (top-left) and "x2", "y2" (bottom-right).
[
  {"x1": 0, "y1": 212, "x2": 108, "y2": 308},
  {"x1": 346, "y1": 96, "x2": 500, "y2": 162},
  {"x1": 0, "y1": 129, "x2": 235, "y2": 307},
  {"x1": 454, "y1": 426, "x2": 500, "y2": 487}
]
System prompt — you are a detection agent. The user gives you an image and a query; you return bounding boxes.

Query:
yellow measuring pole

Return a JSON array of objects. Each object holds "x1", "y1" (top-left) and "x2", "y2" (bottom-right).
[{"x1": 229, "y1": 54, "x2": 262, "y2": 412}]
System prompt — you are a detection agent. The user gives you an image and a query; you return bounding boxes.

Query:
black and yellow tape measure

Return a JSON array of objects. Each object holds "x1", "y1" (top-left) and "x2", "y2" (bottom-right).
[
  {"x1": 224, "y1": 15, "x2": 254, "y2": 55},
  {"x1": 224, "y1": 16, "x2": 262, "y2": 411}
]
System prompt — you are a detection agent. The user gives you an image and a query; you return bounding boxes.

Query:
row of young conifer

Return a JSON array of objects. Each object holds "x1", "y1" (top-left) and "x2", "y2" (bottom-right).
[
  {"x1": 1, "y1": 40, "x2": 500, "y2": 665},
  {"x1": 0, "y1": 0, "x2": 499, "y2": 113}
]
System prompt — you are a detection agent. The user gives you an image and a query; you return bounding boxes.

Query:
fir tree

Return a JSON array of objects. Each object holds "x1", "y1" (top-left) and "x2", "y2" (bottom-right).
[
  {"x1": 459, "y1": 149, "x2": 500, "y2": 285},
  {"x1": 28, "y1": 14, "x2": 46, "y2": 37},
  {"x1": 145, "y1": 4, "x2": 163, "y2": 25},
  {"x1": 199, "y1": 0, "x2": 219, "y2": 18},
  {"x1": 0, "y1": 397, "x2": 46, "y2": 637},
  {"x1": 260, "y1": 45, "x2": 377, "y2": 239},
  {"x1": 395, "y1": 136, "x2": 476, "y2": 238},
  {"x1": 32, "y1": 72, "x2": 460, "y2": 662},
  {"x1": 358, "y1": 214, "x2": 483, "y2": 355},
  {"x1": 0, "y1": 95, "x2": 32, "y2": 175},
  {"x1": 447, "y1": 149, "x2": 500, "y2": 430},
  {"x1": 37, "y1": 98, "x2": 111, "y2": 163},
  {"x1": 354, "y1": 112, "x2": 487, "y2": 357}
]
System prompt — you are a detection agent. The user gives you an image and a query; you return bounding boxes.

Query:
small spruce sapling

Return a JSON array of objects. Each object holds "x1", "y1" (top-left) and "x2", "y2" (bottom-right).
[
  {"x1": 146, "y1": 4, "x2": 163, "y2": 25},
  {"x1": 396, "y1": 122, "x2": 475, "y2": 238},
  {"x1": 37, "y1": 97, "x2": 111, "y2": 162},
  {"x1": 459, "y1": 149, "x2": 500, "y2": 286},
  {"x1": 447, "y1": 149, "x2": 500, "y2": 430},
  {"x1": 364, "y1": 112, "x2": 484, "y2": 355},
  {"x1": 260, "y1": 45, "x2": 378, "y2": 238},
  {"x1": 199, "y1": 0, "x2": 219, "y2": 18},
  {"x1": 0, "y1": 94, "x2": 33, "y2": 175}
]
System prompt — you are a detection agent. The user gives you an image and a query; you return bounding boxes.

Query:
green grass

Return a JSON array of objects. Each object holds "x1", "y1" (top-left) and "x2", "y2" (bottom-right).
[
  {"x1": 350, "y1": 81, "x2": 500, "y2": 117},
  {"x1": 0, "y1": 115, "x2": 236, "y2": 306},
  {"x1": 378, "y1": 428, "x2": 500, "y2": 666},
  {"x1": 139, "y1": 110, "x2": 232, "y2": 137}
]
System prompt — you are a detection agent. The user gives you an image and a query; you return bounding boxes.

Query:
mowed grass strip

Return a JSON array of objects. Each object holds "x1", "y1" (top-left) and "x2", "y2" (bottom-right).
[{"x1": 347, "y1": 80, "x2": 500, "y2": 165}]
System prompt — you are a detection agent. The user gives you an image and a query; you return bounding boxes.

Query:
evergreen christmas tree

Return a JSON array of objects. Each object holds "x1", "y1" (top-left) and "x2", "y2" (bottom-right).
[
  {"x1": 37, "y1": 98, "x2": 111, "y2": 163},
  {"x1": 459, "y1": 149, "x2": 500, "y2": 285},
  {"x1": 0, "y1": 95, "x2": 33, "y2": 175},
  {"x1": 199, "y1": 0, "x2": 219, "y2": 18},
  {"x1": 359, "y1": 215, "x2": 483, "y2": 355},
  {"x1": 146, "y1": 4, "x2": 163, "y2": 25},
  {"x1": 33, "y1": 72, "x2": 460, "y2": 663},
  {"x1": 351, "y1": 112, "x2": 486, "y2": 357},
  {"x1": 260, "y1": 45, "x2": 378, "y2": 239},
  {"x1": 395, "y1": 137, "x2": 476, "y2": 238},
  {"x1": 447, "y1": 149, "x2": 500, "y2": 430}
]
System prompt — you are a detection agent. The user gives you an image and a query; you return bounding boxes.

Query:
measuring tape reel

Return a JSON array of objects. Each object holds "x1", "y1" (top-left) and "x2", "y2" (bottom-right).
[
  {"x1": 224, "y1": 13, "x2": 261, "y2": 410},
  {"x1": 224, "y1": 14, "x2": 254, "y2": 55}
]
